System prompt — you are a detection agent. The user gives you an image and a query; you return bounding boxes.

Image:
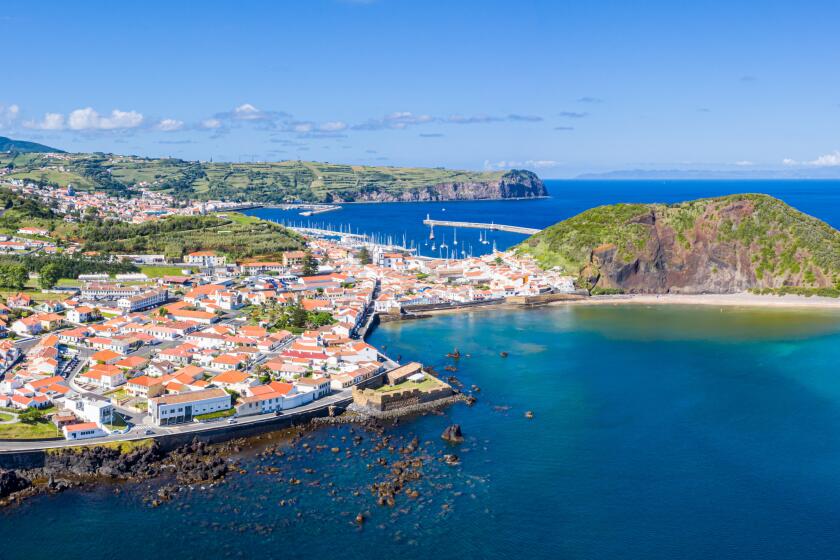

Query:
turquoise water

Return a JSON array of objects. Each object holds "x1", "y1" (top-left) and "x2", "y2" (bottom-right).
[
  {"x1": 244, "y1": 179, "x2": 840, "y2": 257},
  {"x1": 5, "y1": 305, "x2": 840, "y2": 559}
]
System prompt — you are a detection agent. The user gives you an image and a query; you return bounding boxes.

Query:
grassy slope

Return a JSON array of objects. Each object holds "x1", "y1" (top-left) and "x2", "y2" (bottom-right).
[
  {"x1": 0, "y1": 186, "x2": 303, "y2": 262},
  {"x1": 0, "y1": 419, "x2": 62, "y2": 440},
  {"x1": 517, "y1": 193, "x2": 840, "y2": 292},
  {"x1": 77, "y1": 212, "x2": 304, "y2": 260},
  {"x1": 0, "y1": 152, "x2": 507, "y2": 203}
]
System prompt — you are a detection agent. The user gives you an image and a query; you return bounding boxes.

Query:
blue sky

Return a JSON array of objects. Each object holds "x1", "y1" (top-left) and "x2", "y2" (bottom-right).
[{"x1": 1, "y1": 0, "x2": 839, "y2": 177}]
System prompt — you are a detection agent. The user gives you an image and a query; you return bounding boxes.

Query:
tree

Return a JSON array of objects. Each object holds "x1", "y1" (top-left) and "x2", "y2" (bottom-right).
[
  {"x1": 164, "y1": 241, "x2": 184, "y2": 262},
  {"x1": 0, "y1": 263, "x2": 28, "y2": 289},
  {"x1": 289, "y1": 303, "x2": 309, "y2": 328},
  {"x1": 357, "y1": 246, "x2": 372, "y2": 265},
  {"x1": 302, "y1": 250, "x2": 318, "y2": 276},
  {"x1": 38, "y1": 263, "x2": 60, "y2": 290},
  {"x1": 19, "y1": 409, "x2": 45, "y2": 424}
]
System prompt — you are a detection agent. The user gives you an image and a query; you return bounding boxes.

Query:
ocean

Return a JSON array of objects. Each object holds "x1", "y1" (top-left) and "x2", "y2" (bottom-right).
[
  {"x1": 242, "y1": 179, "x2": 840, "y2": 257},
  {"x1": 5, "y1": 305, "x2": 840, "y2": 559},
  {"x1": 4, "y1": 180, "x2": 840, "y2": 559}
]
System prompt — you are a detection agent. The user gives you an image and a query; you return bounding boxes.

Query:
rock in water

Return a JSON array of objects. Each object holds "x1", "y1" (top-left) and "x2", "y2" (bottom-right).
[
  {"x1": 0, "y1": 469, "x2": 31, "y2": 499},
  {"x1": 443, "y1": 454, "x2": 460, "y2": 465},
  {"x1": 441, "y1": 424, "x2": 464, "y2": 443}
]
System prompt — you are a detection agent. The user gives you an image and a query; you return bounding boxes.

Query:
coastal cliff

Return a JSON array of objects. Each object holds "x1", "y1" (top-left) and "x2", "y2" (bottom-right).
[
  {"x1": 325, "y1": 169, "x2": 547, "y2": 202},
  {"x1": 517, "y1": 194, "x2": 840, "y2": 295},
  {"x1": 0, "y1": 143, "x2": 546, "y2": 204}
]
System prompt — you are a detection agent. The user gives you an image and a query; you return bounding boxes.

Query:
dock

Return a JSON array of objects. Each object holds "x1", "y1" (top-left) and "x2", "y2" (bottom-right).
[{"x1": 423, "y1": 218, "x2": 541, "y2": 235}]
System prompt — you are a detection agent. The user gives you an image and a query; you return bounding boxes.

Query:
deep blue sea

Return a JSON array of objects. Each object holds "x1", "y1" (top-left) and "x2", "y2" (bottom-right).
[
  {"x1": 4, "y1": 180, "x2": 840, "y2": 560},
  {"x1": 5, "y1": 305, "x2": 840, "y2": 560},
  {"x1": 243, "y1": 179, "x2": 840, "y2": 257}
]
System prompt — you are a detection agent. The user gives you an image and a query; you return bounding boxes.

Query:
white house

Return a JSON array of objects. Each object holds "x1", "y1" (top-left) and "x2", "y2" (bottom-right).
[
  {"x1": 63, "y1": 394, "x2": 114, "y2": 425},
  {"x1": 118, "y1": 289, "x2": 168, "y2": 313},
  {"x1": 185, "y1": 251, "x2": 227, "y2": 267},
  {"x1": 149, "y1": 388, "x2": 232, "y2": 426},
  {"x1": 63, "y1": 422, "x2": 107, "y2": 441},
  {"x1": 67, "y1": 305, "x2": 99, "y2": 323}
]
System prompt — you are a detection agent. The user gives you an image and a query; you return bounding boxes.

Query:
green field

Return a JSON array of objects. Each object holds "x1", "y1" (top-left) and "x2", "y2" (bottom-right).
[
  {"x1": 0, "y1": 151, "x2": 516, "y2": 203},
  {"x1": 0, "y1": 418, "x2": 61, "y2": 440},
  {"x1": 77, "y1": 213, "x2": 303, "y2": 260},
  {"x1": 139, "y1": 265, "x2": 197, "y2": 277}
]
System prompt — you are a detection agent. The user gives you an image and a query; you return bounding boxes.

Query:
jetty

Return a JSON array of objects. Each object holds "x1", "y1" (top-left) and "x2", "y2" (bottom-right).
[{"x1": 422, "y1": 216, "x2": 541, "y2": 235}]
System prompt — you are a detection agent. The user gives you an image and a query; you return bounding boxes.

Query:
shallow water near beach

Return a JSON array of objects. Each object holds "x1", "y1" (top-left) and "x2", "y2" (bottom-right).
[{"x1": 6, "y1": 305, "x2": 840, "y2": 560}]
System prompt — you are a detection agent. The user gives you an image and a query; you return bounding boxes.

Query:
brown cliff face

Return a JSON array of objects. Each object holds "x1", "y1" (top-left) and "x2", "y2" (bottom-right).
[
  {"x1": 588, "y1": 206, "x2": 765, "y2": 293},
  {"x1": 519, "y1": 194, "x2": 840, "y2": 295},
  {"x1": 326, "y1": 169, "x2": 547, "y2": 202}
]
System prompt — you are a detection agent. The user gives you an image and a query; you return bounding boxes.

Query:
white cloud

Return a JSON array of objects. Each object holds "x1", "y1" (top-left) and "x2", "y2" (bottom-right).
[
  {"x1": 809, "y1": 150, "x2": 840, "y2": 167},
  {"x1": 67, "y1": 108, "x2": 144, "y2": 130},
  {"x1": 201, "y1": 118, "x2": 222, "y2": 129},
  {"x1": 233, "y1": 103, "x2": 263, "y2": 120},
  {"x1": 319, "y1": 121, "x2": 348, "y2": 132},
  {"x1": 24, "y1": 112, "x2": 65, "y2": 130},
  {"x1": 155, "y1": 118, "x2": 185, "y2": 132},
  {"x1": 782, "y1": 151, "x2": 840, "y2": 167},
  {"x1": 353, "y1": 111, "x2": 434, "y2": 130},
  {"x1": 484, "y1": 159, "x2": 560, "y2": 170},
  {"x1": 24, "y1": 107, "x2": 144, "y2": 131},
  {"x1": 0, "y1": 103, "x2": 20, "y2": 128}
]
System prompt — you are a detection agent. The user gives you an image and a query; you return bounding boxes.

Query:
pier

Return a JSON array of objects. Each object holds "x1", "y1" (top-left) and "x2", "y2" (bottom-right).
[{"x1": 423, "y1": 217, "x2": 541, "y2": 235}]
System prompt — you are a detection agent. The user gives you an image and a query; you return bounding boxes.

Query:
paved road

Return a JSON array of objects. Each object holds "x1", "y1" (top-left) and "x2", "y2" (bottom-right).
[{"x1": 0, "y1": 386, "x2": 355, "y2": 452}]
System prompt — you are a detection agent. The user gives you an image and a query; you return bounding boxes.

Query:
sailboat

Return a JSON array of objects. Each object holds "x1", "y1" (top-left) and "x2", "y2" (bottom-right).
[
  {"x1": 439, "y1": 234, "x2": 448, "y2": 251},
  {"x1": 453, "y1": 229, "x2": 458, "y2": 246}
]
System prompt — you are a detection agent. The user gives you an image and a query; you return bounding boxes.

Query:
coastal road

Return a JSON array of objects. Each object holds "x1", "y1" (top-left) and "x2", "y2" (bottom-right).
[{"x1": 0, "y1": 386, "x2": 355, "y2": 452}]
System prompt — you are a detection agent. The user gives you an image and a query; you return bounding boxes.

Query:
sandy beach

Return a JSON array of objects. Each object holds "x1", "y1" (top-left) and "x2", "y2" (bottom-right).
[{"x1": 406, "y1": 293, "x2": 840, "y2": 320}]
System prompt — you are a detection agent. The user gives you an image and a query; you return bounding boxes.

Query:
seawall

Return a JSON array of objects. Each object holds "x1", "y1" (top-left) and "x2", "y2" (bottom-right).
[{"x1": 0, "y1": 400, "x2": 348, "y2": 470}]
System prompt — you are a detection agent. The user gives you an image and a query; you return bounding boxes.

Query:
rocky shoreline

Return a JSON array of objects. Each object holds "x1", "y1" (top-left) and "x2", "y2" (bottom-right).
[
  {"x1": 0, "y1": 439, "x2": 243, "y2": 508},
  {"x1": 0, "y1": 389, "x2": 474, "y2": 510}
]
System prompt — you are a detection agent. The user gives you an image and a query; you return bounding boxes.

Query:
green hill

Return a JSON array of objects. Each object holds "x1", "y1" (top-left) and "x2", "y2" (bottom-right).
[
  {"x1": 0, "y1": 150, "x2": 545, "y2": 203},
  {"x1": 517, "y1": 194, "x2": 840, "y2": 296},
  {"x1": 77, "y1": 212, "x2": 304, "y2": 260},
  {"x1": 0, "y1": 136, "x2": 63, "y2": 153},
  {"x1": 0, "y1": 185, "x2": 303, "y2": 261}
]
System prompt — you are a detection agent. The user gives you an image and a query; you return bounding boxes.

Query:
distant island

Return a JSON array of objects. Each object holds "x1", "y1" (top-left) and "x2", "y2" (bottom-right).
[
  {"x1": 517, "y1": 194, "x2": 840, "y2": 297},
  {"x1": 0, "y1": 136, "x2": 546, "y2": 204}
]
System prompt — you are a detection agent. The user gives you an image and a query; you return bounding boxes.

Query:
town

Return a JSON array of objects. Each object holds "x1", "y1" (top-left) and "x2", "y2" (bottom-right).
[{"x1": 0, "y1": 179, "x2": 576, "y2": 446}]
